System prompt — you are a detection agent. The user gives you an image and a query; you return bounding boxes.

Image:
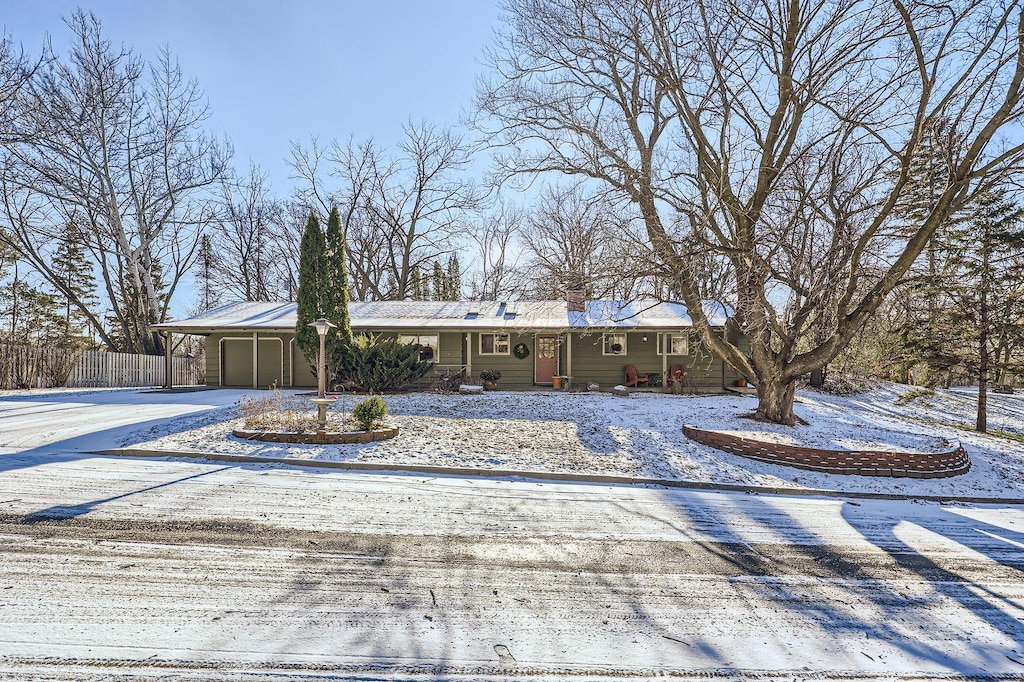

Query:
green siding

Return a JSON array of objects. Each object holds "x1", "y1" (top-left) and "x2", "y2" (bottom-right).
[
  {"x1": 568, "y1": 332, "x2": 658, "y2": 388},
  {"x1": 206, "y1": 333, "x2": 222, "y2": 386},
  {"x1": 207, "y1": 327, "x2": 749, "y2": 392},
  {"x1": 566, "y1": 331, "x2": 732, "y2": 391},
  {"x1": 470, "y1": 332, "x2": 535, "y2": 386},
  {"x1": 438, "y1": 332, "x2": 464, "y2": 367}
]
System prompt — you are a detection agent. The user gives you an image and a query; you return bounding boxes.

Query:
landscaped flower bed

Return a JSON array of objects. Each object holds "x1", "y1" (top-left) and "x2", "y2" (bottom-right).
[{"x1": 235, "y1": 389, "x2": 396, "y2": 443}]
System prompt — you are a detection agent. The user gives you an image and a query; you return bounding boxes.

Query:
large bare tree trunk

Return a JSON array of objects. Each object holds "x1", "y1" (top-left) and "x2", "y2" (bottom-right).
[{"x1": 754, "y1": 374, "x2": 798, "y2": 425}]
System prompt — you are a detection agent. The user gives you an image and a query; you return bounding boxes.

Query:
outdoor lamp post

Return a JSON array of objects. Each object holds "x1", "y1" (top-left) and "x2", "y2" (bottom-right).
[{"x1": 309, "y1": 318, "x2": 337, "y2": 431}]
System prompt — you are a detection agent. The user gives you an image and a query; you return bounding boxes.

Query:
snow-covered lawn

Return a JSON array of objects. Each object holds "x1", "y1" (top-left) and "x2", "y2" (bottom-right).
[{"x1": 124, "y1": 382, "x2": 1024, "y2": 499}]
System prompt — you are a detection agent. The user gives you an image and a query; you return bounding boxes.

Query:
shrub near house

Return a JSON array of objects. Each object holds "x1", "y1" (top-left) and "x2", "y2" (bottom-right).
[{"x1": 335, "y1": 335, "x2": 433, "y2": 392}]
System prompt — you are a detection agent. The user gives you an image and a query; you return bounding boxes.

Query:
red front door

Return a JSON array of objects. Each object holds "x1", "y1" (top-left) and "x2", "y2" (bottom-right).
[{"x1": 534, "y1": 334, "x2": 559, "y2": 384}]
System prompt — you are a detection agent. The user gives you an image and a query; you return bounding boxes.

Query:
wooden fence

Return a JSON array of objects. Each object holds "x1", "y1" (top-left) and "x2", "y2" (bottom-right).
[{"x1": 0, "y1": 343, "x2": 204, "y2": 389}]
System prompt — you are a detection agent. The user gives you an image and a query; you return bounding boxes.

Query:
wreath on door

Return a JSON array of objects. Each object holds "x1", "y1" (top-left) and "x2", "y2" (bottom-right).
[{"x1": 513, "y1": 342, "x2": 530, "y2": 359}]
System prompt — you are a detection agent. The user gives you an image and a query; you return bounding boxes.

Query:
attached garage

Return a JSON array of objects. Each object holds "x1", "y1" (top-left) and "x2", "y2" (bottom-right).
[{"x1": 220, "y1": 336, "x2": 285, "y2": 388}]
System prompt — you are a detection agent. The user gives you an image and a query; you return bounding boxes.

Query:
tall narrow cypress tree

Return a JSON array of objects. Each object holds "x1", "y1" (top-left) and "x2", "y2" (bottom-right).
[
  {"x1": 295, "y1": 212, "x2": 329, "y2": 367},
  {"x1": 325, "y1": 207, "x2": 353, "y2": 367}
]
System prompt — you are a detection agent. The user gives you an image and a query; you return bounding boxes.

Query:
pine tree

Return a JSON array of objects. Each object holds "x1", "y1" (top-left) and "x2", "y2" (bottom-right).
[
  {"x1": 410, "y1": 265, "x2": 426, "y2": 300},
  {"x1": 383, "y1": 272, "x2": 398, "y2": 300},
  {"x1": 432, "y1": 261, "x2": 445, "y2": 301},
  {"x1": 195, "y1": 233, "x2": 219, "y2": 312},
  {"x1": 445, "y1": 253, "x2": 461, "y2": 300},
  {"x1": 893, "y1": 118, "x2": 968, "y2": 385},
  {"x1": 50, "y1": 223, "x2": 99, "y2": 345},
  {"x1": 295, "y1": 212, "x2": 329, "y2": 367},
  {"x1": 324, "y1": 207, "x2": 353, "y2": 369},
  {"x1": 950, "y1": 189, "x2": 1024, "y2": 431}
]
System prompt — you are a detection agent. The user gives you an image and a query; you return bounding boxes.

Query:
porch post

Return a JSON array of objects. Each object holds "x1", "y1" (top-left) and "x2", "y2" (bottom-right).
[
  {"x1": 464, "y1": 332, "x2": 471, "y2": 379},
  {"x1": 252, "y1": 332, "x2": 258, "y2": 389},
  {"x1": 661, "y1": 333, "x2": 667, "y2": 385},
  {"x1": 163, "y1": 331, "x2": 173, "y2": 389},
  {"x1": 566, "y1": 332, "x2": 572, "y2": 379}
]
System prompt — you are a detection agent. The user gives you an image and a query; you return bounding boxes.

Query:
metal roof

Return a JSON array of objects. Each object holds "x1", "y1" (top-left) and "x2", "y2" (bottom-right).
[{"x1": 153, "y1": 299, "x2": 729, "y2": 333}]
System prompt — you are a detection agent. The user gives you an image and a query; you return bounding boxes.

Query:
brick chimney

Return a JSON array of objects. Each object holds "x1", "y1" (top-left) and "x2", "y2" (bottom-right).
[{"x1": 566, "y1": 289, "x2": 586, "y2": 313}]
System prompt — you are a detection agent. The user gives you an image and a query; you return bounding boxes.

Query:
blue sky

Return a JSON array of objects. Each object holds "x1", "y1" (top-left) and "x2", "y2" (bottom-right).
[{"x1": 3, "y1": 0, "x2": 501, "y2": 192}]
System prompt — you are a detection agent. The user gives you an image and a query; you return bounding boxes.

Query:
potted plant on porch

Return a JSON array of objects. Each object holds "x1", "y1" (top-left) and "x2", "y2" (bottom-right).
[{"x1": 480, "y1": 369, "x2": 501, "y2": 390}]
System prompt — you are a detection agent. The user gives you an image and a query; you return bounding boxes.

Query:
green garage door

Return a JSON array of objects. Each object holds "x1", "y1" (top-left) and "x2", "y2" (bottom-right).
[
  {"x1": 222, "y1": 339, "x2": 252, "y2": 386},
  {"x1": 221, "y1": 338, "x2": 285, "y2": 388},
  {"x1": 256, "y1": 339, "x2": 283, "y2": 388}
]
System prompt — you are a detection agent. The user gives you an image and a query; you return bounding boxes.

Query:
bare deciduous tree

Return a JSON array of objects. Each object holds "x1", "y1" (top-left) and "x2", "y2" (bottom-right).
[
  {"x1": 207, "y1": 164, "x2": 293, "y2": 302},
  {"x1": 291, "y1": 121, "x2": 481, "y2": 301},
  {"x1": 0, "y1": 11, "x2": 228, "y2": 354},
  {"x1": 479, "y1": 0, "x2": 1024, "y2": 424},
  {"x1": 0, "y1": 33, "x2": 40, "y2": 137},
  {"x1": 466, "y1": 202, "x2": 527, "y2": 300},
  {"x1": 521, "y1": 185, "x2": 645, "y2": 299}
]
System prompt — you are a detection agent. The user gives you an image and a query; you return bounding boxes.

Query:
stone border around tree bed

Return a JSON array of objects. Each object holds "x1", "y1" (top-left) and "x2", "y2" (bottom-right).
[
  {"x1": 232, "y1": 426, "x2": 399, "y2": 445},
  {"x1": 682, "y1": 425, "x2": 970, "y2": 479}
]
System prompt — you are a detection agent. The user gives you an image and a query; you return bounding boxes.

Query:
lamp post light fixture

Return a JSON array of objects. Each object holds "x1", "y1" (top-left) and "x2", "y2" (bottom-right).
[{"x1": 309, "y1": 318, "x2": 337, "y2": 431}]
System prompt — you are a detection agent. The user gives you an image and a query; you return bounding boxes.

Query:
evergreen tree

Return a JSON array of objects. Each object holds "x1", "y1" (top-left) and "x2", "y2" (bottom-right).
[
  {"x1": 0, "y1": 277, "x2": 61, "y2": 344},
  {"x1": 50, "y1": 223, "x2": 99, "y2": 345},
  {"x1": 431, "y1": 261, "x2": 445, "y2": 301},
  {"x1": 195, "y1": 233, "x2": 220, "y2": 313},
  {"x1": 892, "y1": 119, "x2": 968, "y2": 385},
  {"x1": 445, "y1": 253, "x2": 461, "y2": 300},
  {"x1": 295, "y1": 212, "x2": 329, "y2": 367},
  {"x1": 383, "y1": 272, "x2": 398, "y2": 300},
  {"x1": 324, "y1": 207, "x2": 353, "y2": 368},
  {"x1": 947, "y1": 189, "x2": 1024, "y2": 431},
  {"x1": 410, "y1": 265, "x2": 426, "y2": 300}
]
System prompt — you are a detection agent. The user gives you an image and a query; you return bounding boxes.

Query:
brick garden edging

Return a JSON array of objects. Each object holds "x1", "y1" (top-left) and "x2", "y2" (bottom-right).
[
  {"x1": 232, "y1": 426, "x2": 399, "y2": 445},
  {"x1": 682, "y1": 425, "x2": 970, "y2": 479}
]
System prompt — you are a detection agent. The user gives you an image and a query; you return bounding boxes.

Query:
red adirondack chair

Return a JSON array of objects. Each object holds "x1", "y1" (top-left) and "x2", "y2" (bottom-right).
[{"x1": 623, "y1": 364, "x2": 649, "y2": 388}]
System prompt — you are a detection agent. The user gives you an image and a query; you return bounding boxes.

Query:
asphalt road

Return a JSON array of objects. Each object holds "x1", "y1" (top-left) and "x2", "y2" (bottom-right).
[{"x1": 0, "y1": 456, "x2": 1022, "y2": 681}]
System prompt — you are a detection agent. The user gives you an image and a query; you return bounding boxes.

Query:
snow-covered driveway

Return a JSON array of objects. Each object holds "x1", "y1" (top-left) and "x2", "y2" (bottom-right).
[{"x1": 0, "y1": 388, "x2": 251, "y2": 455}]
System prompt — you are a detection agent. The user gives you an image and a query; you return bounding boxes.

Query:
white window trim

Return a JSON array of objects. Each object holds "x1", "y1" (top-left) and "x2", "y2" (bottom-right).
[
  {"x1": 658, "y1": 332, "x2": 690, "y2": 356},
  {"x1": 399, "y1": 334, "x2": 440, "y2": 361},
  {"x1": 479, "y1": 332, "x2": 511, "y2": 355},
  {"x1": 602, "y1": 332, "x2": 627, "y2": 356}
]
